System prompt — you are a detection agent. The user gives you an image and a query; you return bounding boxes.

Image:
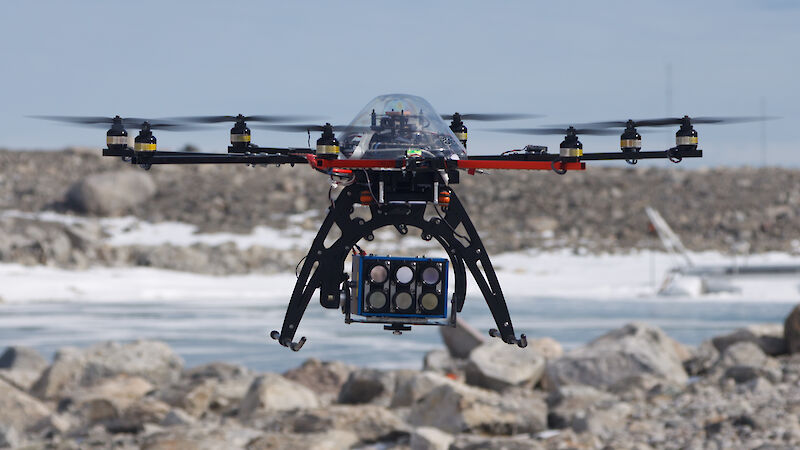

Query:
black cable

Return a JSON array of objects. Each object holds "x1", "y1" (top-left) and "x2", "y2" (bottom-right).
[
  {"x1": 434, "y1": 202, "x2": 471, "y2": 245},
  {"x1": 353, "y1": 243, "x2": 365, "y2": 254},
  {"x1": 295, "y1": 255, "x2": 307, "y2": 277}
]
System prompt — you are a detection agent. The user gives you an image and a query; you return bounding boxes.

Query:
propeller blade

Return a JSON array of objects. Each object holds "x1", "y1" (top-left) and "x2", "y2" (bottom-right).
[
  {"x1": 170, "y1": 114, "x2": 320, "y2": 124},
  {"x1": 487, "y1": 127, "x2": 618, "y2": 136},
  {"x1": 254, "y1": 123, "x2": 371, "y2": 133},
  {"x1": 441, "y1": 113, "x2": 542, "y2": 121},
  {"x1": 31, "y1": 115, "x2": 194, "y2": 131},
  {"x1": 576, "y1": 115, "x2": 778, "y2": 129}
]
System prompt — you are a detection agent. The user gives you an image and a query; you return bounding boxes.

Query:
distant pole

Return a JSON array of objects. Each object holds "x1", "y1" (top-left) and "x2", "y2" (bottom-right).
[
  {"x1": 665, "y1": 63, "x2": 673, "y2": 148},
  {"x1": 760, "y1": 97, "x2": 767, "y2": 167}
]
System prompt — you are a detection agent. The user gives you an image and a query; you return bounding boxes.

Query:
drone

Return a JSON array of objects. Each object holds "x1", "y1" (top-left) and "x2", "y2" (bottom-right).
[{"x1": 37, "y1": 93, "x2": 764, "y2": 351}]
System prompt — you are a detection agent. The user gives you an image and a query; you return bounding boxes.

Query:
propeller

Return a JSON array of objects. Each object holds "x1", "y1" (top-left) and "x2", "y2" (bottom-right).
[
  {"x1": 32, "y1": 115, "x2": 192, "y2": 131},
  {"x1": 487, "y1": 126, "x2": 618, "y2": 136},
  {"x1": 254, "y1": 123, "x2": 371, "y2": 133},
  {"x1": 561, "y1": 115, "x2": 776, "y2": 129},
  {"x1": 169, "y1": 114, "x2": 320, "y2": 124},
  {"x1": 441, "y1": 112, "x2": 542, "y2": 121}
]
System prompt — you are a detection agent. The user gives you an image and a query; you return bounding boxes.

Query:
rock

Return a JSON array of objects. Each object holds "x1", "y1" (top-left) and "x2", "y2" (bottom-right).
[
  {"x1": 142, "y1": 423, "x2": 262, "y2": 450},
  {"x1": 570, "y1": 402, "x2": 633, "y2": 438},
  {"x1": 410, "y1": 426, "x2": 454, "y2": 450},
  {"x1": 546, "y1": 384, "x2": 617, "y2": 429},
  {"x1": 527, "y1": 337, "x2": 564, "y2": 360},
  {"x1": 160, "y1": 408, "x2": 197, "y2": 427},
  {"x1": 0, "y1": 424, "x2": 19, "y2": 449},
  {"x1": 159, "y1": 378, "x2": 216, "y2": 417},
  {"x1": 465, "y1": 340, "x2": 546, "y2": 391},
  {"x1": 250, "y1": 404, "x2": 409, "y2": 444},
  {"x1": 238, "y1": 373, "x2": 319, "y2": 421},
  {"x1": 712, "y1": 324, "x2": 787, "y2": 356},
  {"x1": 68, "y1": 374, "x2": 154, "y2": 424},
  {"x1": 684, "y1": 340, "x2": 720, "y2": 376},
  {"x1": 543, "y1": 322, "x2": 688, "y2": 391},
  {"x1": 337, "y1": 368, "x2": 396, "y2": 406},
  {"x1": 715, "y1": 341, "x2": 781, "y2": 383},
  {"x1": 32, "y1": 341, "x2": 183, "y2": 400},
  {"x1": 0, "y1": 377, "x2": 51, "y2": 435},
  {"x1": 391, "y1": 371, "x2": 454, "y2": 408},
  {"x1": 439, "y1": 317, "x2": 485, "y2": 359},
  {"x1": 246, "y1": 430, "x2": 359, "y2": 450},
  {"x1": 449, "y1": 434, "x2": 545, "y2": 450},
  {"x1": 28, "y1": 413, "x2": 72, "y2": 439},
  {"x1": 180, "y1": 362, "x2": 255, "y2": 415},
  {"x1": 0, "y1": 346, "x2": 48, "y2": 391},
  {"x1": 114, "y1": 397, "x2": 171, "y2": 432},
  {"x1": 66, "y1": 170, "x2": 157, "y2": 216},
  {"x1": 183, "y1": 361, "x2": 253, "y2": 382},
  {"x1": 408, "y1": 379, "x2": 547, "y2": 435},
  {"x1": 283, "y1": 358, "x2": 354, "y2": 401},
  {"x1": 785, "y1": 304, "x2": 800, "y2": 354}
]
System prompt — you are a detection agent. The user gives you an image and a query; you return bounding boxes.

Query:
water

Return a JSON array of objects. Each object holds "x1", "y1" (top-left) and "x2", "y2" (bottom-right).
[{"x1": 0, "y1": 296, "x2": 793, "y2": 373}]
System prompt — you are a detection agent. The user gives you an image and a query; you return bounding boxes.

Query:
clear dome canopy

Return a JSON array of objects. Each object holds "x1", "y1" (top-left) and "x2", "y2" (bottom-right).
[{"x1": 338, "y1": 94, "x2": 467, "y2": 160}]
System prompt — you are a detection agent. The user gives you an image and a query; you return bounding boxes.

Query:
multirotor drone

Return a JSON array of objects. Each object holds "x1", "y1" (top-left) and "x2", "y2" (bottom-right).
[{"x1": 38, "y1": 93, "x2": 762, "y2": 351}]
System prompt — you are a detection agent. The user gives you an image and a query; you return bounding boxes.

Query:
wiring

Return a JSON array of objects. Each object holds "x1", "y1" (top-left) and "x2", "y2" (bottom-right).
[{"x1": 434, "y1": 202, "x2": 471, "y2": 245}]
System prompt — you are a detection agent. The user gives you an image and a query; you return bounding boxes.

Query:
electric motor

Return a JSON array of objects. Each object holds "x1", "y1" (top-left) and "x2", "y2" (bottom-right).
[{"x1": 134, "y1": 124, "x2": 156, "y2": 152}]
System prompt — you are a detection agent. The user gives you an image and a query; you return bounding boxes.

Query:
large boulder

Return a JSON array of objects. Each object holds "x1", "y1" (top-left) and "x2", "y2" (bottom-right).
[
  {"x1": 439, "y1": 318, "x2": 485, "y2": 359},
  {"x1": 408, "y1": 379, "x2": 547, "y2": 435},
  {"x1": 237, "y1": 373, "x2": 320, "y2": 421},
  {"x1": 465, "y1": 340, "x2": 546, "y2": 391},
  {"x1": 712, "y1": 323, "x2": 786, "y2": 356},
  {"x1": 391, "y1": 371, "x2": 454, "y2": 408},
  {"x1": 0, "y1": 346, "x2": 48, "y2": 391},
  {"x1": 32, "y1": 341, "x2": 183, "y2": 400},
  {"x1": 785, "y1": 304, "x2": 800, "y2": 354},
  {"x1": 66, "y1": 170, "x2": 157, "y2": 216},
  {"x1": 543, "y1": 322, "x2": 688, "y2": 391}
]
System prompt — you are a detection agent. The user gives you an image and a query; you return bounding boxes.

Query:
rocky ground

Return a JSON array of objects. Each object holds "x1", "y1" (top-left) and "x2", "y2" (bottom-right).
[
  {"x1": 4, "y1": 306, "x2": 800, "y2": 449},
  {"x1": 1, "y1": 148, "x2": 800, "y2": 275}
]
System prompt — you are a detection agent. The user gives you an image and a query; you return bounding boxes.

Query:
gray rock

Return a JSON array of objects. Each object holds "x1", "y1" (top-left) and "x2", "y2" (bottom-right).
[
  {"x1": 160, "y1": 408, "x2": 197, "y2": 427},
  {"x1": 410, "y1": 426, "x2": 454, "y2": 450},
  {"x1": 337, "y1": 368, "x2": 396, "y2": 406},
  {"x1": 422, "y1": 348, "x2": 463, "y2": 376},
  {"x1": 33, "y1": 340, "x2": 183, "y2": 400},
  {"x1": 449, "y1": 434, "x2": 545, "y2": 450},
  {"x1": 715, "y1": 341, "x2": 781, "y2": 383},
  {"x1": 249, "y1": 405, "x2": 409, "y2": 444},
  {"x1": 684, "y1": 340, "x2": 720, "y2": 376},
  {"x1": 465, "y1": 340, "x2": 546, "y2": 391},
  {"x1": 0, "y1": 377, "x2": 51, "y2": 435},
  {"x1": 67, "y1": 374, "x2": 154, "y2": 425},
  {"x1": 183, "y1": 361, "x2": 253, "y2": 382},
  {"x1": 0, "y1": 346, "x2": 47, "y2": 391},
  {"x1": 408, "y1": 379, "x2": 547, "y2": 435},
  {"x1": 785, "y1": 304, "x2": 800, "y2": 354},
  {"x1": 527, "y1": 337, "x2": 564, "y2": 360},
  {"x1": 0, "y1": 424, "x2": 19, "y2": 449},
  {"x1": 158, "y1": 378, "x2": 216, "y2": 417},
  {"x1": 246, "y1": 430, "x2": 359, "y2": 450},
  {"x1": 238, "y1": 373, "x2": 320, "y2": 421},
  {"x1": 0, "y1": 346, "x2": 47, "y2": 371},
  {"x1": 439, "y1": 317, "x2": 485, "y2": 359},
  {"x1": 546, "y1": 384, "x2": 617, "y2": 429},
  {"x1": 283, "y1": 358, "x2": 354, "y2": 401},
  {"x1": 543, "y1": 322, "x2": 688, "y2": 391},
  {"x1": 142, "y1": 423, "x2": 262, "y2": 450},
  {"x1": 570, "y1": 402, "x2": 633, "y2": 438},
  {"x1": 712, "y1": 324, "x2": 787, "y2": 356},
  {"x1": 67, "y1": 170, "x2": 157, "y2": 216},
  {"x1": 391, "y1": 371, "x2": 454, "y2": 408}
]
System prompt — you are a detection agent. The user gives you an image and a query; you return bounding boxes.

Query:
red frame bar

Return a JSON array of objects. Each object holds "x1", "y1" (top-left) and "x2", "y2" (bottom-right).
[{"x1": 306, "y1": 154, "x2": 586, "y2": 172}]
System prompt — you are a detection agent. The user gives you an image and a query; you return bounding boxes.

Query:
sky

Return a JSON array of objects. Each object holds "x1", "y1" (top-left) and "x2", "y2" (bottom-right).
[{"x1": 0, "y1": 0, "x2": 798, "y2": 167}]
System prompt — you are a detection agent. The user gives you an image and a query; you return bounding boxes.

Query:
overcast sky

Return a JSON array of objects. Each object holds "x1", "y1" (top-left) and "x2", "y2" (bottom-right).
[{"x1": 1, "y1": 0, "x2": 798, "y2": 167}]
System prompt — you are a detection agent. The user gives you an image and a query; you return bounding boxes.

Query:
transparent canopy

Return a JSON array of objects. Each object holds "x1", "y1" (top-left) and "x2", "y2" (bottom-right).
[{"x1": 338, "y1": 94, "x2": 467, "y2": 160}]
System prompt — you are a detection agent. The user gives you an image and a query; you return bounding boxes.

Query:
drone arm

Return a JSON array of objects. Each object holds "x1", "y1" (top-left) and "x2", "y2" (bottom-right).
[{"x1": 103, "y1": 147, "x2": 310, "y2": 165}]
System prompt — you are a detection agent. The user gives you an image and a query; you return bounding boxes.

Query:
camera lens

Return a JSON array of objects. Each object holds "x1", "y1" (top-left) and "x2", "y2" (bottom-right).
[
  {"x1": 420, "y1": 293, "x2": 439, "y2": 310},
  {"x1": 394, "y1": 292, "x2": 413, "y2": 310},
  {"x1": 421, "y1": 267, "x2": 440, "y2": 285},
  {"x1": 369, "y1": 265, "x2": 388, "y2": 283},
  {"x1": 395, "y1": 266, "x2": 414, "y2": 284},
  {"x1": 367, "y1": 291, "x2": 387, "y2": 309}
]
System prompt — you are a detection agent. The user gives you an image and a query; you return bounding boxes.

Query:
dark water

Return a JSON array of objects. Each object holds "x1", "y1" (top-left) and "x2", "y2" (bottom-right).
[{"x1": 0, "y1": 296, "x2": 793, "y2": 373}]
